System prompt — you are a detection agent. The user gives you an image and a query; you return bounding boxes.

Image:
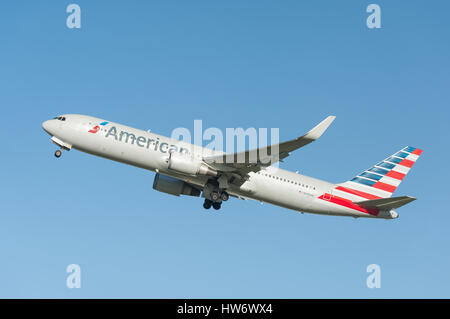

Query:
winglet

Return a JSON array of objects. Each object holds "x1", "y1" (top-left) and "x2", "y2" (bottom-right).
[{"x1": 303, "y1": 116, "x2": 336, "y2": 140}]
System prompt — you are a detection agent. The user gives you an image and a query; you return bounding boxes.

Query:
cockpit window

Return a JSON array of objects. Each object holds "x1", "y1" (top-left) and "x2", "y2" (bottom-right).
[{"x1": 54, "y1": 116, "x2": 66, "y2": 121}]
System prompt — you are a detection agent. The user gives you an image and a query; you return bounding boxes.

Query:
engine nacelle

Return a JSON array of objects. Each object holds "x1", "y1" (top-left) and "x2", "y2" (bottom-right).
[
  {"x1": 153, "y1": 173, "x2": 201, "y2": 197},
  {"x1": 167, "y1": 153, "x2": 217, "y2": 177}
]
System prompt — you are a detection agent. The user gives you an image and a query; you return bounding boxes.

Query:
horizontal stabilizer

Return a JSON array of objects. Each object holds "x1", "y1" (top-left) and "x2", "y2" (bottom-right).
[{"x1": 355, "y1": 196, "x2": 416, "y2": 210}]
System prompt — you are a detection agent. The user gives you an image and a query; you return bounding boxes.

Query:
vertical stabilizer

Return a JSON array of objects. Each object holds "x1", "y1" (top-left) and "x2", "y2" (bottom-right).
[{"x1": 335, "y1": 146, "x2": 423, "y2": 200}]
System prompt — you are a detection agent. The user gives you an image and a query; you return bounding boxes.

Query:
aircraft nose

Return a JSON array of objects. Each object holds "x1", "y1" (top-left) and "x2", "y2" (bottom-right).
[{"x1": 42, "y1": 120, "x2": 54, "y2": 135}]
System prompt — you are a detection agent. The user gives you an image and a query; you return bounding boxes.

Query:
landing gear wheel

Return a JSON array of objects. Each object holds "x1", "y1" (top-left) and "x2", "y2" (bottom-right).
[
  {"x1": 210, "y1": 191, "x2": 220, "y2": 202},
  {"x1": 220, "y1": 192, "x2": 229, "y2": 202},
  {"x1": 203, "y1": 199, "x2": 212, "y2": 209},
  {"x1": 55, "y1": 150, "x2": 62, "y2": 158},
  {"x1": 212, "y1": 202, "x2": 221, "y2": 210}
]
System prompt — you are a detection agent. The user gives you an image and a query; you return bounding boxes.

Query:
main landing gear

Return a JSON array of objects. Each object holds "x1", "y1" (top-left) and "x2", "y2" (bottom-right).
[
  {"x1": 203, "y1": 199, "x2": 214, "y2": 210},
  {"x1": 203, "y1": 190, "x2": 229, "y2": 211},
  {"x1": 210, "y1": 191, "x2": 229, "y2": 202}
]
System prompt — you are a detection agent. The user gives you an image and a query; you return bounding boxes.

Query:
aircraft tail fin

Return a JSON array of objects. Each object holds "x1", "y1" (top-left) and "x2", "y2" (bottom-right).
[{"x1": 336, "y1": 146, "x2": 423, "y2": 200}]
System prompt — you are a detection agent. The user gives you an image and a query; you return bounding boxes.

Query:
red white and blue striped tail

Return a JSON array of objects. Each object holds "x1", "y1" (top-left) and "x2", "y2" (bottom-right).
[{"x1": 336, "y1": 146, "x2": 423, "y2": 200}]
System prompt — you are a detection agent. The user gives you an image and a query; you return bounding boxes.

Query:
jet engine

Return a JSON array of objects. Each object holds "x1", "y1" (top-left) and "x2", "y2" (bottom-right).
[
  {"x1": 153, "y1": 173, "x2": 201, "y2": 197},
  {"x1": 167, "y1": 153, "x2": 217, "y2": 177}
]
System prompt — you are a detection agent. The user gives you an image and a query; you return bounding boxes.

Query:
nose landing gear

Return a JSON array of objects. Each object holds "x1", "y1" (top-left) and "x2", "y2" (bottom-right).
[{"x1": 50, "y1": 137, "x2": 72, "y2": 158}]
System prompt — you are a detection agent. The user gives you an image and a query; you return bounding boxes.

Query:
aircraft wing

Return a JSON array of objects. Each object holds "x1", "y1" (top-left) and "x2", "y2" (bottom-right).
[{"x1": 203, "y1": 116, "x2": 336, "y2": 177}]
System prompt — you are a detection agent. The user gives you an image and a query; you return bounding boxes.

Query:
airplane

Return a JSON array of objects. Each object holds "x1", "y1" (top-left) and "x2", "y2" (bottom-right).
[{"x1": 42, "y1": 114, "x2": 422, "y2": 219}]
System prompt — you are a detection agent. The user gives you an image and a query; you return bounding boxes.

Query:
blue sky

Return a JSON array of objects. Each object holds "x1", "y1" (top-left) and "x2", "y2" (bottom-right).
[{"x1": 0, "y1": 1, "x2": 449, "y2": 298}]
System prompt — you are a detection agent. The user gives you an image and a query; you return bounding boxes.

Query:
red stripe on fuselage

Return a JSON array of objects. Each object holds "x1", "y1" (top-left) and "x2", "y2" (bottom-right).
[
  {"x1": 319, "y1": 194, "x2": 379, "y2": 216},
  {"x1": 334, "y1": 186, "x2": 382, "y2": 200}
]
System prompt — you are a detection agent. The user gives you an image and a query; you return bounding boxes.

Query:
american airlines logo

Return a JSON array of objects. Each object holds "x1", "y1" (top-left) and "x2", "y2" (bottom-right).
[
  {"x1": 88, "y1": 121, "x2": 109, "y2": 134},
  {"x1": 105, "y1": 126, "x2": 190, "y2": 155},
  {"x1": 102, "y1": 121, "x2": 281, "y2": 163}
]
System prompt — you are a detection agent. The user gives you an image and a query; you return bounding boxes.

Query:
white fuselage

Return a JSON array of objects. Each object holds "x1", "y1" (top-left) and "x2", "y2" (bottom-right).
[{"x1": 42, "y1": 114, "x2": 393, "y2": 219}]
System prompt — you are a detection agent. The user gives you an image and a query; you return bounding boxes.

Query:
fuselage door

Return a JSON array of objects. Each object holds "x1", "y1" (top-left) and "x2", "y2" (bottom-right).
[{"x1": 323, "y1": 190, "x2": 332, "y2": 201}]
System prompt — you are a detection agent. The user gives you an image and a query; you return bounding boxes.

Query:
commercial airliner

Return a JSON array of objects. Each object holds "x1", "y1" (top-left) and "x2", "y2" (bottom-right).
[{"x1": 42, "y1": 114, "x2": 422, "y2": 219}]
